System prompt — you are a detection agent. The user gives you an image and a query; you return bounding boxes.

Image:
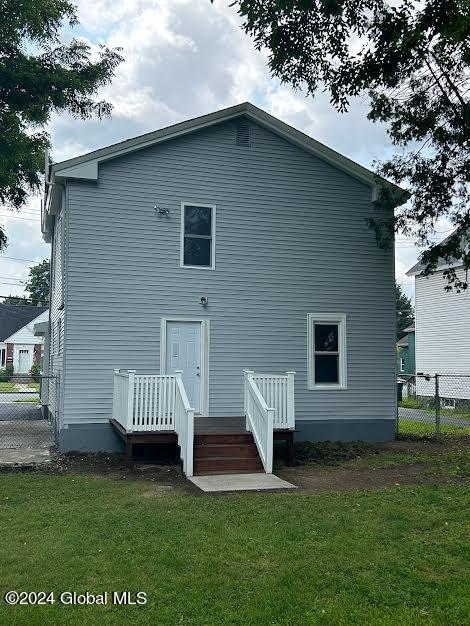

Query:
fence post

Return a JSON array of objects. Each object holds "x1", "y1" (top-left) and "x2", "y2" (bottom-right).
[
  {"x1": 243, "y1": 370, "x2": 254, "y2": 432},
  {"x1": 435, "y1": 374, "x2": 440, "y2": 436},
  {"x1": 286, "y1": 371, "x2": 296, "y2": 429},
  {"x1": 127, "y1": 370, "x2": 136, "y2": 432}
]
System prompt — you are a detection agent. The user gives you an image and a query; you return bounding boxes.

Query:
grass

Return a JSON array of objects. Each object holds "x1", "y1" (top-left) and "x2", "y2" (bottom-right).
[
  {"x1": 0, "y1": 382, "x2": 39, "y2": 393},
  {"x1": 398, "y1": 419, "x2": 470, "y2": 437},
  {"x1": 1, "y1": 468, "x2": 470, "y2": 625}
]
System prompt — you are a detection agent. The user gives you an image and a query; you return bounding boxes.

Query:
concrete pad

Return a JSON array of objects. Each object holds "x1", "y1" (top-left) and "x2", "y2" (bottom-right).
[
  {"x1": 0, "y1": 448, "x2": 51, "y2": 467},
  {"x1": 189, "y1": 473, "x2": 297, "y2": 493}
]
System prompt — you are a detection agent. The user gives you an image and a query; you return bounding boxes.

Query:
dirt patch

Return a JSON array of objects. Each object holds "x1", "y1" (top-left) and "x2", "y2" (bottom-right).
[
  {"x1": 2, "y1": 438, "x2": 469, "y2": 495},
  {"x1": 277, "y1": 462, "x2": 462, "y2": 493}
]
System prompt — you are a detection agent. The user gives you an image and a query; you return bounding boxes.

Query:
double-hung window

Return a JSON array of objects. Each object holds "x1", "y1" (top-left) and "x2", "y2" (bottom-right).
[
  {"x1": 400, "y1": 358, "x2": 405, "y2": 373},
  {"x1": 180, "y1": 203, "x2": 216, "y2": 269},
  {"x1": 307, "y1": 314, "x2": 347, "y2": 389}
]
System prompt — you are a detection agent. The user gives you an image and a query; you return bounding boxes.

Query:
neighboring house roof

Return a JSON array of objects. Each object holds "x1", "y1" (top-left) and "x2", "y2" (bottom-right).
[
  {"x1": 43, "y1": 102, "x2": 409, "y2": 240},
  {"x1": 4, "y1": 309, "x2": 49, "y2": 344},
  {"x1": 397, "y1": 336, "x2": 409, "y2": 348},
  {"x1": 407, "y1": 230, "x2": 467, "y2": 276},
  {"x1": 403, "y1": 325, "x2": 415, "y2": 333},
  {"x1": 0, "y1": 305, "x2": 48, "y2": 342}
]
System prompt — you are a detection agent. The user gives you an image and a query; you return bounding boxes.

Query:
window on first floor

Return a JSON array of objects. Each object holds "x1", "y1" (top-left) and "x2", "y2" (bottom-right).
[
  {"x1": 180, "y1": 203, "x2": 216, "y2": 269},
  {"x1": 400, "y1": 357, "x2": 405, "y2": 372},
  {"x1": 0, "y1": 348, "x2": 5, "y2": 367},
  {"x1": 307, "y1": 314, "x2": 347, "y2": 389}
]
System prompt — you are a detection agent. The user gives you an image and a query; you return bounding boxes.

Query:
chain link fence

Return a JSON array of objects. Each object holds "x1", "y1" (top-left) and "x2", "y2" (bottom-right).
[
  {"x1": 397, "y1": 373, "x2": 470, "y2": 438},
  {"x1": 0, "y1": 374, "x2": 57, "y2": 451}
]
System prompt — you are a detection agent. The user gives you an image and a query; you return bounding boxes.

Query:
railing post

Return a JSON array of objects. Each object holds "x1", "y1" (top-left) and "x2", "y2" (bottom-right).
[
  {"x1": 435, "y1": 374, "x2": 440, "y2": 436},
  {"x1": 286, "y1": 371, "x2": 296, "y2": 429},
  {"x1": 186, "y1": 407, "x2": 194, "y2": 477},
  {"x1": 266, "y1": 407, "x2": 274, "y2": 473},
  {"x1": 243, "y1": 370, "x2": 254, "y2": 432},
  {"x1": 127, "y1": 370, "x2": 136, "y2": 433},
  {"x1": 112, "y1": 369, "x2": 119, "y2": 421}
]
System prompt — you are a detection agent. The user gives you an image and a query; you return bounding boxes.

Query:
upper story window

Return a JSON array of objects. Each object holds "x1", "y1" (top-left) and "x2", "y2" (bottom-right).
[
  {"x1": 180, "y1": 203, "x2": 216, "y2": 269},
  {"x1": 307, "y1": 314, "x2": 347, "y2": 390}
]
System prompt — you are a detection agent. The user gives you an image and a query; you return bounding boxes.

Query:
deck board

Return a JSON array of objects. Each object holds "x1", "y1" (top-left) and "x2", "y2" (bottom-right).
[{"x1": 195, "y1": 416, "x2": 246, "y2": 434}]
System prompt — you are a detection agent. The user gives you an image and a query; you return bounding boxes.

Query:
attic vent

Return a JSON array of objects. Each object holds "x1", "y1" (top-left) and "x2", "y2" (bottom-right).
[{"x1": 235, "y1": 123, "x2": 251, "y2": 147}]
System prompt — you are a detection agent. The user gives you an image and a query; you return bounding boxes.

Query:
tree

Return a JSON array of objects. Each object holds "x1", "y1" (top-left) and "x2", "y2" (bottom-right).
[
  {"x1": 0, "y1": 1, "x2": 123, "y2": 248},
  {"x1": 228, "y1": 0, "x2": 469, "y2": 289},
  {"x1": 396, "y1": 282, "x2": 414, "y2": 340},
  {"x1": 3, "y1": 259, "x2": 50, "y2": 306}
]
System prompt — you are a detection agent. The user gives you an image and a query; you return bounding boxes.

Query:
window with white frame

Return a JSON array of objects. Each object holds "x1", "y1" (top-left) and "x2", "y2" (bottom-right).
[
  {"x1": 307, "y1": 314, "x2": 347, "y2": 389},
  {"x1": 56, "y1": 318, "x2": 62, "y2": 355},
  {"x1": 0, "y1": 348, "x2": 5, "y2": 367},
  {"x1": 400, "y1": 357, "x2": 405, "y2": 372},
  {"x1": 181, "y1": 203, "x2": 215, "y2": 269}
]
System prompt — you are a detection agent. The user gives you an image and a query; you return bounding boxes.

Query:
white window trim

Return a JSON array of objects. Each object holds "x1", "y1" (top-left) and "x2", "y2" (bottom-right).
[
  {"x1": 180, "y1": 202, "x2": 216, "y2": 270},
  {"x1": 307, "y1": 313, "x2": 347, "y2": 390},
  {"x1": 400, "y1": 357, "x2": 405, "y2": 372},
  {"x1": 160, "y1": 317, "x2": 210, "y2": 416}
]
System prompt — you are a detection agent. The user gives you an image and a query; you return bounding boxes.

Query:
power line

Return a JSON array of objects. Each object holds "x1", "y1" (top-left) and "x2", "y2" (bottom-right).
[{"x1": 0, "y1": 255, "x2": 46, "y2": 263}]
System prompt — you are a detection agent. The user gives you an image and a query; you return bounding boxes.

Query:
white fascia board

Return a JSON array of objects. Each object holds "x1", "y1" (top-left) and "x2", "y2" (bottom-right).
[
  {"x1": 54, "y1": 160, "x2": 98, "y2": 181},
  {"x1": 407, "y1": 261, "x2": 465, "y2": 277}
]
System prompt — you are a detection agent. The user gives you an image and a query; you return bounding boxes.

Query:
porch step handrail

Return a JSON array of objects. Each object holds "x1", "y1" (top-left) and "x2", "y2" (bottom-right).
[
  {"x1": 244, "y1": 370, "x2": 274, "y2": 473},
  {"x1": 174, "y1": 370, "x2": 195, "y2": 477},
  {"x1": 251, "y1": 372, "x2": 296, "y2": 430}
]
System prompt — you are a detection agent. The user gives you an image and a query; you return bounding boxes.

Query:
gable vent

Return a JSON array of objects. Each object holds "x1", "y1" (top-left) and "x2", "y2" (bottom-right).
[{"x1": 235, "y1": 123, "x2": 251, "y2": 147}]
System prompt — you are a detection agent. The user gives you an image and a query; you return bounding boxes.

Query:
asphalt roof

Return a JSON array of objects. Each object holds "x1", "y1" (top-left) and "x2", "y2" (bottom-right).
[
  {"x1": 396, "y1": 336, "x2": 409, "y2": 348},
  {"x1": 0, "y1": 304, "x2": 48, "y2": 342}
]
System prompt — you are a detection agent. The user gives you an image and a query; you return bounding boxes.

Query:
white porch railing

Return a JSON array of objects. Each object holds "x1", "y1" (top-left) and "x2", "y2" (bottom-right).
[
  {"x1": 112, "y1": 369, "x2": 194, "y2": 477},
  {"x1": 174, "y1": 370, "x2": 194, "y2": 477},
  {"x1": 244, "y1": 370, "x2": 274, "y2": 473},
  {"x1": 251, "y1": 372, "x2": 295, "y2": 430}
]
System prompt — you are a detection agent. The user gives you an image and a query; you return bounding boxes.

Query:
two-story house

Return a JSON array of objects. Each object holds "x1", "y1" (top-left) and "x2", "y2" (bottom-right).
[{"x1": 41, "y1": 103, "x2": 405, "y2": 476}]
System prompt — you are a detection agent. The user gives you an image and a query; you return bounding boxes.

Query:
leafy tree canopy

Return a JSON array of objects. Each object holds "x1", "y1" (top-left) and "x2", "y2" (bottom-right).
[
  {"x1": 0, "y1": 0, "x2": 123, "y2": 248},
  {"x1": 3, "y1": 258, "x2": 50, "y2": 306},
  {"x1": 228, "y1": 0, "x2": 470, "y2": 288},
  {"x1": 396, "y1": 282, "x2": 414, "y2": 340}
]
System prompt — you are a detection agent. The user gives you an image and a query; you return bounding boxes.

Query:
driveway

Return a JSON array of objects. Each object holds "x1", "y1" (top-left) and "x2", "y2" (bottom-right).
[{"x1": 399, "y1": 407, "x2": 470, "y2": 427}]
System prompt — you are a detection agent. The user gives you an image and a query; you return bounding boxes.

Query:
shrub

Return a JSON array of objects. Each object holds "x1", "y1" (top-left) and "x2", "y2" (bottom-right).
[
  {"x1": 30, "y1": 363, "x2": 41, "y2": 383},
  {"x1": 0, "y1": 363, "x2": 14, "y2": 382}
]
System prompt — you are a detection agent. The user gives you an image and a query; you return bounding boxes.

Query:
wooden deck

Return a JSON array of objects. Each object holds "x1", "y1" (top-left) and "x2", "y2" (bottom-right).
[{"x1": 110, "y1": 416, "x2": 295, "y2": 467}]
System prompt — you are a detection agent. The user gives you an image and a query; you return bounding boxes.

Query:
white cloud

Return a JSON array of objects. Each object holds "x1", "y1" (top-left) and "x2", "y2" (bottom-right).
[{"x1": 3, "y1": 0, "x2": 431, "y2": 297}]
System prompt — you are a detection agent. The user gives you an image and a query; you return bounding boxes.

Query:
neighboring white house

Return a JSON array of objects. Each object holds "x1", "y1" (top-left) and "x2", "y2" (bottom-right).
[
  {"x1": 407, "y1": 248, "x2": 470, "y2": 401},
  {"x1": 0, "y1": 304, "x2": 49, "y2": 374},
  {"x1": 40, "y1": 102, "x2": 406, "y2": 472}
]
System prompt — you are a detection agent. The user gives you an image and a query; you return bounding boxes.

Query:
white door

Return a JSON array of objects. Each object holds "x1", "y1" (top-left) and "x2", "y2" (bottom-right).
[
  {"x1": 18, "y1": 349, "x2": 31, "y2": 373},
  {"x1": 166, "y1": 322, "x2": 202, "y2": 413}
]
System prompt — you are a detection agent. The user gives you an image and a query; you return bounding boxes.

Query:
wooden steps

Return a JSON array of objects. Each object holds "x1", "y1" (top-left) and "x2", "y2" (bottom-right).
[{"x1": 193, "y1": 432, "x2": 264, "y2": 475}]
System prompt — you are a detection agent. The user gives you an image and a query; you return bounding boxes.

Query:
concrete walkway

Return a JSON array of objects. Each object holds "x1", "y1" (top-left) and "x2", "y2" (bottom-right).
[
  {"x1": 189, "y1": 473, "x2": 296, "y2": 493},
  {"x1": 0, "y1": 448, "x2": 51, "y2": 467}
]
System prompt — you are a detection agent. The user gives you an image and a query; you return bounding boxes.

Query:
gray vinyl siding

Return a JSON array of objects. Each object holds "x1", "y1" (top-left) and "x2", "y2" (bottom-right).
[
  {"x1": 62, "y1": 119, "x2": 395, "y2": 426},
  {"x1": 48, "y1": 205, "x2": 65, "y2": 423}
]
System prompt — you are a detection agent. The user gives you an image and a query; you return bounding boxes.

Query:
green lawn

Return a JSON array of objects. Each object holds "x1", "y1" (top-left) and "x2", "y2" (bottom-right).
[
  {"x1": 1, "y1": 471, "x2": 469, "y2": 625},
  {"x1": 0, "y1": 382, "x2": 39, "y2": 393},
  {"x1": 398, "y1": 418, "x2": 470, "y2": 437}
]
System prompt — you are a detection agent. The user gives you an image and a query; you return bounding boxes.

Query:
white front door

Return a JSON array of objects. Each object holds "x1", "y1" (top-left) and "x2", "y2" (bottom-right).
[
  {"x1": 166, "y1": 321, "x2": 202, "y2": 413},
  {"x1": 18, "y1": 348, "x2": 31, "y2": 374}
]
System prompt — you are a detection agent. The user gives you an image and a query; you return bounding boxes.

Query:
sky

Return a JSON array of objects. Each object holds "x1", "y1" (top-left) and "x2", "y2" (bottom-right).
[{"x1": 0, "y1": 0, "x2": 450, "y2": 302}]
